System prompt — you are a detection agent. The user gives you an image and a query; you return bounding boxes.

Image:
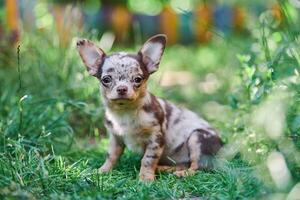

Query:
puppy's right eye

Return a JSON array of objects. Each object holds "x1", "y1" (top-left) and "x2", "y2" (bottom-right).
[
  {"x1": 101, "y1": 76, "x2": 112, "y2": 85},
  {"x1": 134, "y1": 77, "x2": 143, "y2": 84}
]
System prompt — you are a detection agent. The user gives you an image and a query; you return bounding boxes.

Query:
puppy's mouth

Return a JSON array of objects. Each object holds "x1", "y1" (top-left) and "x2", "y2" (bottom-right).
[
  {"x1": 110, "y1": 97, "x2": 134, "y2": 101},
  {"x1": 109, "y1": 96, "x2": 135, "y2": 103}
]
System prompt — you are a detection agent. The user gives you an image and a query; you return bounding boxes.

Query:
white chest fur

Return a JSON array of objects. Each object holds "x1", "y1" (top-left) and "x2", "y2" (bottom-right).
[{"x1": 105, "y1": 109, "x2": 155, "y2": 154}]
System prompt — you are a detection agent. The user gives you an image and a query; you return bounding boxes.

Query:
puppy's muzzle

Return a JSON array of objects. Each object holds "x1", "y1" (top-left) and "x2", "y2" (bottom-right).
[{"x1": 116, "y1": 85, "x2": 128, "y2": 96}]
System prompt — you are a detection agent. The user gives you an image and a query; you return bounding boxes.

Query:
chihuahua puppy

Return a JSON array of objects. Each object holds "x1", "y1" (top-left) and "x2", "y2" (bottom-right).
[{"x1": 76, "y1": 34, "x2": 222, "y2": 181}]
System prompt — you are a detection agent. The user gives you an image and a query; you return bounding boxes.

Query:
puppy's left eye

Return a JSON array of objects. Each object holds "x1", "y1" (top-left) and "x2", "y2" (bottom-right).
[
  {"x1": 102, "y1": 76, "x2": 112, "y2": 85},
  {"x1": 134, "y1": 76, "x2": 143, "y2": 84}
]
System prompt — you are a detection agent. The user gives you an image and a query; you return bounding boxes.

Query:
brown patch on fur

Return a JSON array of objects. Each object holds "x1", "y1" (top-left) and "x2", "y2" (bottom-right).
[
  {"x1": 140, "y1": 126, "x2": 154, "y2": 134},
  {"x1": 143, "y1": 94, "x2": 164, "y2": 126},
  {"x1": 138, "y1": 84, "x2": 147, "y2": 97},
  {"x1": 195, "y1": 129, "x2": 223, "y2": 155},
  {"x1": 146, "y1": 154, "x2": 159, "y2": 159},
  {"x1": 142, "y1": 102, "x2": 152, "y2": 112},
  {"x1": 164, "y1": 100, "x2": 173, "y2": 129},
  {"x1": 155, "y1": 135, "x2": 165, "y2": 147}
]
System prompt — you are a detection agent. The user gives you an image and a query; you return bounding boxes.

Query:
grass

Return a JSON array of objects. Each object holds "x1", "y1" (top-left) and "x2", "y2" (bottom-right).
[
  {"x1": 1, "y1": 1, "x2": 300, "y2": 199},
  {"x1": 1, "y1": 143, "x2": 267, "y2": 199}
]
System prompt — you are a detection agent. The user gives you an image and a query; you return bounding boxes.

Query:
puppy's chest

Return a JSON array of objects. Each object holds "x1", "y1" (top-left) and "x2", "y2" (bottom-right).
[{"x1": 107, "y1": 111, "x2": 156, "y2": 153}]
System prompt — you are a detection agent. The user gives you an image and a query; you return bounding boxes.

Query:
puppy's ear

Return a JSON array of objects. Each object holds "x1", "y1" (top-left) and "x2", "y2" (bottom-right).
[
  {"x1": 139, "y1": 34, "x2": 167, "y2": 74},
  {"x1": 76, "y1": 39, "x2": 105, "y2": 76}
]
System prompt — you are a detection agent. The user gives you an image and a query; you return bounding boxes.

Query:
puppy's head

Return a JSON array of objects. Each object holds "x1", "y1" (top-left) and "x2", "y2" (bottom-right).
[{"x1": 77, "y1": 34, "x2": 166, "y2": 105}]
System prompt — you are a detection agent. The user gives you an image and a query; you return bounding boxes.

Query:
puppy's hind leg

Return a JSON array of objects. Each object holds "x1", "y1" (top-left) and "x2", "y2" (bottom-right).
[
  {"x1": 174, "y1": 129, "x2": 223, "y2": 177},
  {"x1": 174, "y1": 131, "x2": 201, "y2": 177}
]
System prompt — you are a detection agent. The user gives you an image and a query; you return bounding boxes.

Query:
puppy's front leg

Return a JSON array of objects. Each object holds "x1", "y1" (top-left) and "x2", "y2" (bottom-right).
[
  {"x1": 140, "y1": 133, "x2": 164, "y2": 182},
  {"x1": 99, "y1": 134, "x2": 124, "y2": 173}
]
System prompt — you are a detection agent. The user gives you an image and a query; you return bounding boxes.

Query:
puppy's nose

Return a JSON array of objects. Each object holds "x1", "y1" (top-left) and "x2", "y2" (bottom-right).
[{"x1": 116, "y1": 86, "x2": 128, "y2": 95}]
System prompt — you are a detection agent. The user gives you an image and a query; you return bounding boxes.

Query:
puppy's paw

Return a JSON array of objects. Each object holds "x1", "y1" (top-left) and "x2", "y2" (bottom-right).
[
  {"x1": 174, "y1": 169, "x2": 195, "y2": 177},
  {"x1": 98, "y1": 165, "x2": 112, "y2": 173},
  {"x1": 139, "y1": 170, "x2": 155, "y2": 182}
]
